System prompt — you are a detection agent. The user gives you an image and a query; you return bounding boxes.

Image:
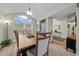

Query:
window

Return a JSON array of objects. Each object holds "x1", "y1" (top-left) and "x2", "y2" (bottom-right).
[
  {"x1": 15, "y1": 16, "x2": 32, "y2": 34},
  {"x1": 15, "y1": 16, "x2": 32, "y2": 24}
]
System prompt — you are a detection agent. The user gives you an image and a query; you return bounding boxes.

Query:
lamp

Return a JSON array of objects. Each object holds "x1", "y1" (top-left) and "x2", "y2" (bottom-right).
[
  {"x1": 5, "y1": 20, "x2": 11, "y2": 40},
  {"x1": 26, "y1": 2, "x2": 32, "y2": 16},
  {"x1": 5, "y1": 20, "x2": 10, "y2": 24}
]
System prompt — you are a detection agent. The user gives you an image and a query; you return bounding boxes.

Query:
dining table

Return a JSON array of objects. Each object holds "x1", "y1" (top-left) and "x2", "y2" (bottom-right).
[
  {"x1": 19, "y1": 34, "x2": 36, "y2": 49},
  {"x1": 0, "y1": 34, "x2": 36, "y2": 56}
]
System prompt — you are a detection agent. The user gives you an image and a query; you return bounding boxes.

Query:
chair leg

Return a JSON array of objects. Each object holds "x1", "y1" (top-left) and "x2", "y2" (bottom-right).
[
  {"x1": 17, "y1": 51, "x2": 20, "y2": 56},
  {"x1": 46, "y1": 51, "x2": 48, "y2": 56},
  {"x1": 21, "y1": 49, "x2": 28, "y2": 56},
  {"x1": 47, "y1": 52, "x2": 49, "y2": 56},
  {"x1": 74, "y1": 49, "x2": 76, "y2": 53},
  {"x1": 66, "y1": 47, "x2": 68, "y2": 50}
]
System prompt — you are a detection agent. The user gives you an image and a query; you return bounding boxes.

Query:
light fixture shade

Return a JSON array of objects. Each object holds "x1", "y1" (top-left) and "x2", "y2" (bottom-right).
[
  {"x1": 26, "y1": 10, "x2": 32, "y2": 16},
  {"x1": 5, "y1": 20, "x2": 10, "y2": 23}
]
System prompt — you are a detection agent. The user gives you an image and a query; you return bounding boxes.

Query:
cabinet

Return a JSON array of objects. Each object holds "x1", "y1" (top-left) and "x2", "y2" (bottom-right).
[{"x1": 66, "y1": 37, "x2": 76, "y2": 53}]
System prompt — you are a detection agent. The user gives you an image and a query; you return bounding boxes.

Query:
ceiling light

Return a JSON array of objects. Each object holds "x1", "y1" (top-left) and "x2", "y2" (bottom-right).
[
  {"x1": 26, "y1": 1, "x2": 32, "y2": 16},
  {"x1": 53, "y1": 19, "x2": 57, "y2": 22},
  {"x1": 26, "y1": 9, "x2": 32, "y2": 16},
  {"x1": 5, "y1": 20, "x2": 10, "y2": 24}
]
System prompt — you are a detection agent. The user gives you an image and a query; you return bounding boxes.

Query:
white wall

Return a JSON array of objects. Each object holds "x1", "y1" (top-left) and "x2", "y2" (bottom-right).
[
  {"x1": 31, "y1": 17, "x2": 37, "y2": 35},
  {"x1": 46, "y1": 18, "x2": 53, "y2": 41},
  {"x1": 0, "y1": 12, "x2": 37, "y2": 43},
  {"x1": 4, "y1": 13, "x2": 37, "y2": 42},
  {"x1": 0, "y1": 11, "x2": 8, "y2": 43},
  {"x1": 61, "y1": 17, "x2": 68, "y2": 38},
  {"x1": 42, "y1": 17, "x2": 68, "y2": 40},
  {"x1": 53, "y1": 20, "x2": 61, "y2": 37},
  {"x1": 0, "y1": 22, "x2": 8, "y2": 43},
  {"x1": 68, "y1": 22, "x2": 75, "y2": 36},
  {"x1": 4, "y1": 15, "x2": 15, "y2": 42},
  {"x1": 76, "y1": 4, "x2": 79, "y2": 55},
  {"x1": 47, "y1": 18, "x2": 52, "y2": 32},
  {"x1": 52, "y1": 17, "x2": 68, "y2": 39}
]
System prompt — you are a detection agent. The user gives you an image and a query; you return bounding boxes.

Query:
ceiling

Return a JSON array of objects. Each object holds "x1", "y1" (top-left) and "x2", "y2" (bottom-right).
[{"x1": 0, "y1": 3, "x2": 76, "y2": 20}]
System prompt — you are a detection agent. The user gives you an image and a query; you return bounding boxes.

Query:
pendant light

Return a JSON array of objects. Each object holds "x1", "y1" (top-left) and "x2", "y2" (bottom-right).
[{"x1": 26, "y1": 1, "x2": 32, "y2": 16}]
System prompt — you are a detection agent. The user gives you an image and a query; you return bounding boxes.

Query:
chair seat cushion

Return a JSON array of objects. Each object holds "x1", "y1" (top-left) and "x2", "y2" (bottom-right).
[
  {"x1": 27, "y1": 47, "x2": 36, "y2": 56},
  {"x1": 30, "y1": 47, "x2": 36, "y2": 55},
  {"x1": 27, "y1": 50, "x2": 34, "y2": 56}
]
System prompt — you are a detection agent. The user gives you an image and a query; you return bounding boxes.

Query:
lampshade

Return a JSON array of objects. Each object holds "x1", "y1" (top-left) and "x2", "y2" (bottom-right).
[
  {"x1": 26, "y1": 2, "x2": 32, "y2": 16},
  {"x1": 26, "y1": 10, "x2": 32, "y2": 16},
  {"x1": 5, "y1": 20, "x2": 10, "y2": 24}
]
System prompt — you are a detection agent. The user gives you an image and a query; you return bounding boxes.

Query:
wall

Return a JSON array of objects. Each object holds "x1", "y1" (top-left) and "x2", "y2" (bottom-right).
[
  {"x1": 0, "y1": 11, "x2": 8, "y2": 43},
  {"x1": 0, "y1": 12, "x2": 37, "y2": 43},
  {"x1": 4, "y1": 15, "x2": 15, "y2": 42},
  {"x1": 0, "y1": 22, "x2": 8, "y2": 43},
  {"x1": 31, "y1": 17, "x2": 37, "y2": 35},
  {"x1": 52, "y1": 17, "x2": 68, "y2": 39},
  {"x1": 39, "y1": 17, "x2": 68, "y2": 40},
  {"x1": 53, "y1": 20, "x2": 61, "y2": 37},
  {"x1": 76, "y1": 4, "x2": 79, "y2": 55},
  {"x1": 5, "y1": 13, "x2": 37, "y2": 42},
  {"x1": 47, "y1": 18, "x2": 52, "y2": 32},
  {"x1": 68, "y1": 22, "x2": 75, "y2": 36},
  {"x1": 60, "y1": 17, "x2": 68, "y2": 38}
]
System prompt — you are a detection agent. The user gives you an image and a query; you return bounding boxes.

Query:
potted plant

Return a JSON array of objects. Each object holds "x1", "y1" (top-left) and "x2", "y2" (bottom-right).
[{"x1": 0, "y1": 39, "x2": 12, "y2": 48}]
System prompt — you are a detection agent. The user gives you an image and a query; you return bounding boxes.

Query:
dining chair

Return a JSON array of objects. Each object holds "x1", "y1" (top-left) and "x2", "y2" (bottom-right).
[
  {"x1": 14, "y1": 30, "x2": 36, "y2": 56},
  {"x1": 26, "y1": 31, "x2": 51, "y2": 56},
  {"x1": 14, "y1": 30, "x2": 21, "y2": 56}
]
